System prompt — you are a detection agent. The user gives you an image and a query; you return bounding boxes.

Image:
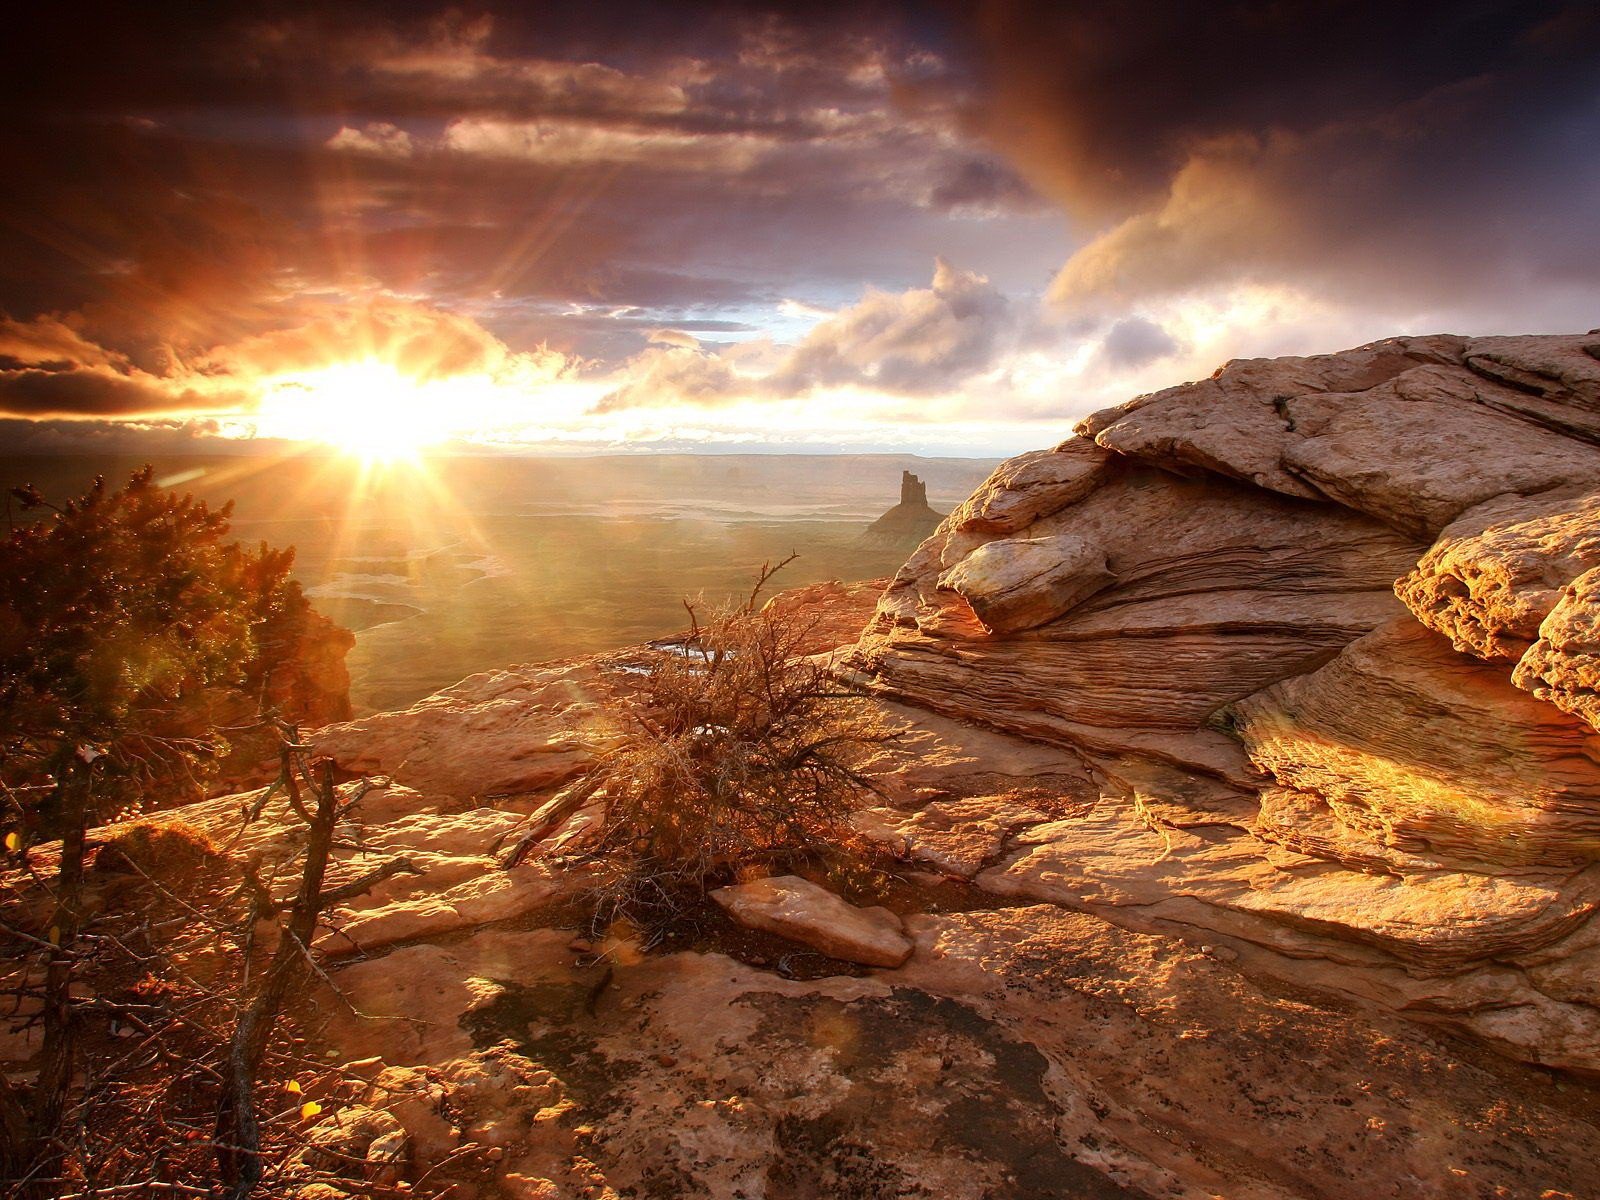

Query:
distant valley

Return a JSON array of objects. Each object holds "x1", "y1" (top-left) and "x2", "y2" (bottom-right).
[{"x1": 2, "y1": 453, "x2": 999, "y2": 711}]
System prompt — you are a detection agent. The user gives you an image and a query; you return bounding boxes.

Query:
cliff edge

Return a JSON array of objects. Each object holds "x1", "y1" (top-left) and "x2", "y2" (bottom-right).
[
  {"x1": 45, "y1": 338, "x2": 1600, "y2": 1198},
  {"x1": 839, "y1": 328, "x2": 1600, "y2": 1074}
]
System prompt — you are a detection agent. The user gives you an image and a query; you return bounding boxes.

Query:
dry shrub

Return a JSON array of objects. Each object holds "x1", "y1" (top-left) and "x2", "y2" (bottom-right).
[
  {"x1": 92, "y1": 817, "x2": 227, "y2": 883},
  {"x1": 574, "y1": 564, "x2": 895, "y2": 925}
]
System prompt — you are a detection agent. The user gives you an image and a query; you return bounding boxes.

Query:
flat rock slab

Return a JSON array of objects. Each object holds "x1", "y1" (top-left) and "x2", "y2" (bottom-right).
[{"x1": 711, "y1": 875, "x2": 913, "y2": 967}]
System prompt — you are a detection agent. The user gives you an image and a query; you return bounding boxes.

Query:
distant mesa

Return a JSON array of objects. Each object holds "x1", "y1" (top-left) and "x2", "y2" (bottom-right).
[{"x1": 864, "y1": 471, "x2": 945, "y2": 546}]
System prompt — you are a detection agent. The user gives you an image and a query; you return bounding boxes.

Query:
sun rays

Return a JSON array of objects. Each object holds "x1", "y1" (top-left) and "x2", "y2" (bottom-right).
[{"x1": 253, "y1": 360, "x2": 461, "y2": 461}]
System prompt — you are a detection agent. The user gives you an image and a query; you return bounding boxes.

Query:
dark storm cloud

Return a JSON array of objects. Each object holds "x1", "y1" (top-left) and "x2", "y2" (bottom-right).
[
  {"x1": 0, "y1": 417, "x2": 251, "y2": 455},
  {"x1": 974, "y1": 0, "x2": 1600, "y2": 310},
  {"x1": 926, "y1": 159, "x2": 1042, "y2": 216},
  {"x1": 0, "y1": 367, "x2": 228, "y2": 417}
]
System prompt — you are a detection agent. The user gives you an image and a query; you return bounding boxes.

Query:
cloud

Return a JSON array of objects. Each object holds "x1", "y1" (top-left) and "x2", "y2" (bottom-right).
[
  {"x1": 925, "y1": 158, "x2": 1042, "y2": 217},
  {"x1": 326, "y1": 122, "x2": 414, "y2": 158},
  {"x1": 1097, "y1": 316, "x2": 1181, "y2": 370},
  {"x1": 766, "y1": 258, "x2": 1012, "y2": 395},
  {"x1": 593, "y1": 343, "x2": 742, "y2": 412},
  {"x1": 0, "y1": 317, "x2": 128, "y2": 370},
  {"x1": 0, "y1": 3, "x2": 1055, "y2": 396},
  {"x1": 976, "y1": 0, "x2": 1600, "y2": 313},
  {"x1": 0, "y1": 315, "x2": 252, "y2": 417},
  {"x1": 0, "y1": 366, "x2": 233, "y2": 417},
  {"x1": 440, "y1": 118, "x2": 769, "y2": 172},
  {"x1": 0, "y1": 298, "x2": 572, "y2": 422},
  {"x1": 0, "y1": 416, "x2": 244, "y2": 455},
  {"x1": 199, "y1": 298, "x2": 566, "y2": 383},
  {"x1": 596, "y1": 257, "x2": 1059, "y2": 414}
]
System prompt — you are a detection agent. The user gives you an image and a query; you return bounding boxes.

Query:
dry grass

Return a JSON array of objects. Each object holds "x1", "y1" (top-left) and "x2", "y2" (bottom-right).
[{"x1": 91, "y1": 819, "x2": 226, "y2": 886}]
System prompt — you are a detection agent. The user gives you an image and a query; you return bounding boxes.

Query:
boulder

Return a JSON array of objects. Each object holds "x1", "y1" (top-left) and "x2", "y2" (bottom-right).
[
  {"x1": 711, "y1": 875, "x2": 913, "y2": 967},
  {"x1": 936, "y1": 534, "x2": 1115, "y2": 634},
  {"x1": 947, "y1": 439, "x2": 1115, "y2": 534}
]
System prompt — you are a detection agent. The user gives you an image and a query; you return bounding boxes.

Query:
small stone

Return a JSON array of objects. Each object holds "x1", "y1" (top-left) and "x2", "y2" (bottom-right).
[{"x1": 711, "y1": 876, "x2": 913, "y2": 968}]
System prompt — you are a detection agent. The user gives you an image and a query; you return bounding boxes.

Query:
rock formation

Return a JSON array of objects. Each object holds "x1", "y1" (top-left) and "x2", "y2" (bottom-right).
[
  {"x1": 839, "y1": 328, "x2": 1600, "y2": 1073},
  {"x1": 122, "y1": 665, "x2": 1591, "y2": 1198},
  {"x1": 863, "y1": 469, "x2": 945, "y2": 545},
  {"x1": 28, "y1": 336, "x2": 1600, "y2": 1197},
  {"x1": 195, "y1": 339, "x2": 1600, "y2": 1193}
]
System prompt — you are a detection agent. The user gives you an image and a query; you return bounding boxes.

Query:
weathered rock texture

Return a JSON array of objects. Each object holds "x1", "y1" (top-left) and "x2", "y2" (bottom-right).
[
  {"x1": 43, "y1": 555, "x2": 1596, "y2": 1198},
  {"x1": 840, "y1": 330, "x2": 1600, "y2": 1074}
]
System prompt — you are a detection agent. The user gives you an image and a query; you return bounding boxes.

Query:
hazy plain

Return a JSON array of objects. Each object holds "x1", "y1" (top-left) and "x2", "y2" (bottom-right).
[{"x1": 3, "y1": 453, "x2": 997, "y2": 712}]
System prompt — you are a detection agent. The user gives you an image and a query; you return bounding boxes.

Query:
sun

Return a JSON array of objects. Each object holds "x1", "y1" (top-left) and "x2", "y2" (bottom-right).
[{"x1": 253, "y1": 360, "x2": 464, "y2": 461}]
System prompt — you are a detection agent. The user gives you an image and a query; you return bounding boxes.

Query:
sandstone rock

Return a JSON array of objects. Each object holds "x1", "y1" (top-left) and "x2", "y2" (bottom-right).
[
  {"x1": 756, "y1": 577, "x2": 888, "y2": 655},
  {"x1": 1463, "y1": 332, "x2": 1600, "y2": 443},
  {"x1": 311, "y1": 660, "x2": 628, "y2": 801},
  {"x1": 170, "y1": 780, "x2": 577, "y2": 955},
  {"x1": 1277, "y1": 369, "x2": 1599, "y2": 537},
  {"x1": 864, "y1": 470, "x2": 945, "y2": 546},
  {"x1": 320, "y1": 859, "x2": 564, "y2": 957},
  {"x1": 302, "y1": 906, "x2": 1600, "y2": 1199},
  {"x1": 1396, "y1": 485, "x2": 1600, "y2": 662},
  {"x1": 161, "y1": 336, "x2": 1600, "y2": 1196},
  {"x1": 851, "y1": 793, "x2": 1058, "y2": 878},
  {"x1": 837, "y1": 330, "x2": 1600, "y2": 1077},
  {"x1": 1078, "y1": 334, "x2": 1467, "y2": 499},
  {"x1": 947, "y1": 439, "x2": 1115, "y2": 534},
  {"x1": 843, "y1": 462, "x2": 1421, "y2": 780},
  {"x1": 711, "y1": 875, "x2": 912, "y2": 967},
  {"x1": 1081, "y1": 336, "x2": 1600, "y2": 537},
  {"x1": 292, "y1": 1104, "x2": 408, "y2": 1185},
  {"x1": 1515, "y1": 563, "x2": 1600, "y2": 734},
  {"x1": 1229, "y1": 619, "x2": 1600, "y2": 870},
  {"x1": 291, "y1": 1186, "x2": 352, "y2": 1200},
  {"x1": 322, "y1": 929, "x2": 582, "y2": 1064},
  {"x1": 935, "y1": 533, "x2": 1114, "y2": 633},
  {"x1": 365, "y1": 1066, "x2": 457, "y2": 1162}
]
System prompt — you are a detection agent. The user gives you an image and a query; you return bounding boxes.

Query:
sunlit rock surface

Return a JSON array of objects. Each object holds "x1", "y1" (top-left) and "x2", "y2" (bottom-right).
[
  {"x1": 1516, "y1": 562, "x2": 1600, "y2": 735},
  {"x1": 840, "y1": 329, "x2": 1600, "y2": 1077},
  {"x1": 711, "y1": 874, "x2": 913, "y2": 967},
  {"x1": 1396, "y1": 484, "x2": 1600, "y2": 662},
  {"x1": 310, "y1": 660, "x2": 628, "y2": 801}
]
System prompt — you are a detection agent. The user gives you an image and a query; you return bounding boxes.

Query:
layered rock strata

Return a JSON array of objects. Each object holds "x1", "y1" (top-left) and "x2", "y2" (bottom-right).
[{"x1": 839, "y1": 330, "x2": 1600, "y2": 1072}]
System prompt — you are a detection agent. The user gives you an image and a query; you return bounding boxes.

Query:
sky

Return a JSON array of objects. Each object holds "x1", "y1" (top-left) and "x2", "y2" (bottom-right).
[{"x1": 1, "y1": 0, "x2": 1597, "y2": 458}]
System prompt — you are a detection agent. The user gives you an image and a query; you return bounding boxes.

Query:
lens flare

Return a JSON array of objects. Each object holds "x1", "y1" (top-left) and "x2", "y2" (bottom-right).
[{"x1": 252, "y1": 361, "x2": 469, "y2": 460}]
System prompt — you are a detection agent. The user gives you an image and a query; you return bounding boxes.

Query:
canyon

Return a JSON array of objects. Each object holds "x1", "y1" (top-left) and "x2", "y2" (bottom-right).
[{"x1": 32, "y1": 331, "x2": 1600, "y2": 1198}]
